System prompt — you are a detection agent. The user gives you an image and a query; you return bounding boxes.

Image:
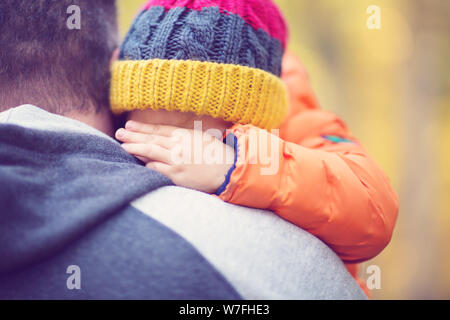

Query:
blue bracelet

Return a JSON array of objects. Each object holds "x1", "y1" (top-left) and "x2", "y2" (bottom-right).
[{"x1": 215, "y1": 133, "x2": 239, "y2": 196}]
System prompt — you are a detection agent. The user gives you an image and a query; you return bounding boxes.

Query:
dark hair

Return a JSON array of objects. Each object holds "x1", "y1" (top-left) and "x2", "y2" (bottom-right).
[{"x1": 0, "y1": 0, "x2": 118, "y2": 114}]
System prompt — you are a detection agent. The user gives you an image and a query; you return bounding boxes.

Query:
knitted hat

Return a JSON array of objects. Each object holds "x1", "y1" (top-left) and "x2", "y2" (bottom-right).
[{"x1": 111, "y1": 0, "x2": 289, "y2": 130}]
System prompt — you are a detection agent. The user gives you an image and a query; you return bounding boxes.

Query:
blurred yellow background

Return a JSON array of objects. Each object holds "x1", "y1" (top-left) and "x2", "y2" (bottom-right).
[{"x1": 117, "y1": 0, "x2": 450, "y2": 299}]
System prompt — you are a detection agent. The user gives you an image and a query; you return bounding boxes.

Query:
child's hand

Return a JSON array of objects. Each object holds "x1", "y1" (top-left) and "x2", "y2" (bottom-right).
[{"x1": 116, "y1": 121, "x2": 235, "y2": 194}]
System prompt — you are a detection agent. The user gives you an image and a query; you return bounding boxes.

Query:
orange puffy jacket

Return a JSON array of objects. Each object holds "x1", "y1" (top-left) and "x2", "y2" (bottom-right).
[{"x1": 219, "y1": 51, "x2": 399, "y2": 291}]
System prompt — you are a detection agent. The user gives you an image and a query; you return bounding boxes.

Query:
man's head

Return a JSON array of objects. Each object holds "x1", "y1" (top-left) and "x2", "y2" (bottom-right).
[{"x1": 0, "y1": 0, "x2": 118, "y2": 117}]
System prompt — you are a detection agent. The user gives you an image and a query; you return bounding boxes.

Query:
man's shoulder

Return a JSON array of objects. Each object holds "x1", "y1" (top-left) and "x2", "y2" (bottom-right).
[{"x1": 132, "y1": 186, "x2": 367, "y2": 299}]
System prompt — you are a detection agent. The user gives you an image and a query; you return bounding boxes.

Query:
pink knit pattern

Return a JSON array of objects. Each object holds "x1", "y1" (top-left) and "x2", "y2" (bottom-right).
[{"x1": 142, "y1": 0, "x2": 288, "y2": 48}]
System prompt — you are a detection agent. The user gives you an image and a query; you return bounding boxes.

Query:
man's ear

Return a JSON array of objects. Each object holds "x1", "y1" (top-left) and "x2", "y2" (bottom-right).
[{"x1": 110, "y1": 48, "x2": 120, "y2": 66}]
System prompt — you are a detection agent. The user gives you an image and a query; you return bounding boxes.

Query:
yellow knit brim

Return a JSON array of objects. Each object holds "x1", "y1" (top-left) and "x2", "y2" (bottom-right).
[{"x1": 110, "y1": 59, "x2": 288, "y2": 130}]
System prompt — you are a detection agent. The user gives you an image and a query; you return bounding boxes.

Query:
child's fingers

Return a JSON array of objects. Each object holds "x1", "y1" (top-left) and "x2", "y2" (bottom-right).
[
  {"x1": 146, "y1": 161, "x2": 173, "y2": 177},
  {"x1": 121, "y1": 143, "x2": 173, "y2": 164},
  {"x1": 125, "y1": 121, "x2": 179, "y2": 137},
  {"x1": 116, "y1": 128, "x2": 145, "y2": 143},
  {"x1": 116, "y1": 129, "x2": 175, "y2": 149}
]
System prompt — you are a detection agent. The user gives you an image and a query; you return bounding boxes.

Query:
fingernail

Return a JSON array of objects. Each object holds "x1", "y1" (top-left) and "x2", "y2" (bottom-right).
[
  {"x1": 116, "y1": 128, "x2": 125, "y2": 139},
  {"x1": 125, "y1": 121, "x2": 135, "y2": 130}
]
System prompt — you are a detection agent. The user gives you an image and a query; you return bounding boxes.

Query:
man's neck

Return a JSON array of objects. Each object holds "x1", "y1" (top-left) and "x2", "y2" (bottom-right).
[
  {"x1": 64, "y1": 108, "x2": 115, "y2": 138},
  {"x1": 1, "y1": 90, "x2": 116, "y2": 138}
]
